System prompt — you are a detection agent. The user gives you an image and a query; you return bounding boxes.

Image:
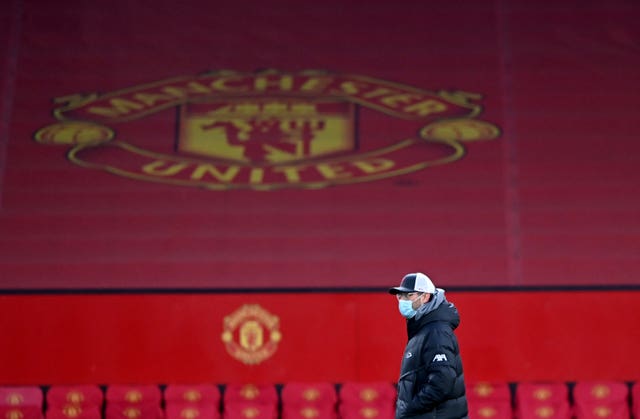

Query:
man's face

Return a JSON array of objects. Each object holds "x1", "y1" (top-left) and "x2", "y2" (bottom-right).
[{"x1": 396, "y1": 292, "x2": 425, "y2": 310}]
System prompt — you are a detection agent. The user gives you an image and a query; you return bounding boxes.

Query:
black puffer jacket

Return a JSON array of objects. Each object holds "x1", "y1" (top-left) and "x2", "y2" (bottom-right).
[{"x1": 395, "y1": 293, "x2": 468, "y2": 419}]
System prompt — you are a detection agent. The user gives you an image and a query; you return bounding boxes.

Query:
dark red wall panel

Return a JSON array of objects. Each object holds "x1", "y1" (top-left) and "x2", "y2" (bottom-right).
[
  {"x1": 1, "y1": 0, "x2": 639, "y2": 291},
  {"x1": 1, "y1": 0, "x2": 640, "y2": 388},
  {"x1": 1, "y1": 291, "x2": 639, "y2": 385}
]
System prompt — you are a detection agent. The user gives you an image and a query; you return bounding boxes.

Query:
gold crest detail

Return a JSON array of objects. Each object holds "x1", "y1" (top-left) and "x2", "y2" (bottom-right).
[
  {"x1": 239, "y1": 385, "x2": 260, "y2": 400},
  {"x1": 478, "y1": 406, "x2": 497, "y2": 418},
  {"x1": 124, "y1": 391, "x2": 143, "y2": 403},
  {"x1": 6, "y1": 410, "x2": 24, "y2": 419},
  {"x1": 591, "y1": 385, "x2": 610, "y2": 399},
  {"x1": 533, "y1": 388, "x2": 552, "y2": 401},
  {"x1": 180, "y1": 408, "x2": 200, "y2": 419},
  {"x1": 534, "y1": 406, "x2": 554, "y2": 418},
  {"x1": 473, "y1": 383, "x2": 495, "y2": 398},
  {"x1": 183, "y1": 390, "x2": 202, "y2": 402},
  {"x1": 300, "y1": 407, "x2": 319, "y2": 418},
  {"x1": 5, "y1": 409, "x2": 24, "y2": 419},
  {"x1": 222, "y1": 304, "x2": 281, "y2": 365},
  {"x1": 302, "y1": 389, "x2": 320, "y2": 401},
  {"x1": 62, "y1": 405, "x2": 82, "y2": 418},
  {"x1": 6, "y1": 394, "x2": 23, "y2": 406},
  {"x1": 359, "y1": 407, "x2": 379, "y2": 418},
  {"x1": 241, "y1": 407, "x2": 260, "y2": 419},
  {"x1": 593, "y1": 406, "x2": 612, "y2": 417},
  {"x1": 359, "y1": 389, "x2": 379, "y2": 402},
  {"x1": 66, "y1": 391, "x2": 85, "y2": 404},
  {"x1": 123, "y1": 407, "x2": 141, "y2": 419}
]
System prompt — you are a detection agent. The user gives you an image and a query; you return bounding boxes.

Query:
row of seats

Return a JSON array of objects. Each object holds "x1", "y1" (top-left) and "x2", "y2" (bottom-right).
[
  {"x1": 1, "y1": 381, "x2": 640, "y2": 419},
  {"x1": 0, "y1": 382, "x2": 396, "y2": 419},
  {"x1": 468, "y1": 381, "x2": 640, "y2": 418}
]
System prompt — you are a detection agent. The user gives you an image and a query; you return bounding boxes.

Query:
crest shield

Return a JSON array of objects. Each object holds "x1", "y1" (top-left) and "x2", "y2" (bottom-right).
[{"x1": 177, "y1": 99, "x2": 356, "y2": 164}]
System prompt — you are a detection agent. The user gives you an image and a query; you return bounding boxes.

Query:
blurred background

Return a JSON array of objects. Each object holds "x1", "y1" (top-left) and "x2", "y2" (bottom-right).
[{"x1": 1, "y1": 0, "x2": 639, "y2": 417}]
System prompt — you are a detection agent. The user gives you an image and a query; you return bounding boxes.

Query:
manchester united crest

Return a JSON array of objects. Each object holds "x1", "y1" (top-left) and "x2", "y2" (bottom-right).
[
  {"x1": 221, "y1": 304, "x2": 281, "y2": 365},
  {"x1": 34, "y1": 70, "x2": 500, "y2": 190}
]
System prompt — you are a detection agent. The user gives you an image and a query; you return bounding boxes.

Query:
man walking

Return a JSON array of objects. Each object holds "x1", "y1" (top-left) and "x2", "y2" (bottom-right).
[{"x1": 389, "y1": 272, "x2": 468, "y2": 419}]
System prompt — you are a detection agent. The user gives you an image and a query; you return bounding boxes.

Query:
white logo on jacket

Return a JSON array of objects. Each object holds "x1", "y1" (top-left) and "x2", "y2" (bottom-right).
[{"x1": 432, "y1": 353, "x2": 448, "y2": 362}]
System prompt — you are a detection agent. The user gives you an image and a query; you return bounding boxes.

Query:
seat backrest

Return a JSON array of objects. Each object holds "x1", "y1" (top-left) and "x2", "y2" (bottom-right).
[
  {"x1": 105, "y1": 385, "x2": 161, "y2": 405},
  {"x1": 0, "y1": 387, "x2": 43, "y2": 407},
  {"x1": 573, "y1": 381, "x2": 629, "y2": 404},
  {"x1": 516, "y1": 382, "x2": 568, "y2": 406},
  {"x1": 164, "y1": 384, "x2": 220, "y2": 406},
  {"x1": 517, "y1": 402, "x2": 572, "y2": 419},
  {"x1": 47, "y1": 386, "x2": 104, "y2": 408},
  {"x1": 281, "y1": 382, "x2": 337, "y2": 407},
  {"x1": 466, "y1": 382, "x2": 511, "y2": 403},
  {"x1": 339, "y1": 382, "x2": 396, "y2": 406},
  {"x1": 224, "y1": 384, "x2": 278, "y2": 405}
]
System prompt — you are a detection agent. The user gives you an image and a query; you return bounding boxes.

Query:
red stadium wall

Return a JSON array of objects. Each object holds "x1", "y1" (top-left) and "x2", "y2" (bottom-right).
[
  {"x1": 2, "y1": 0, "x2": 640, "y2": 395},
  {"x1": 1, "y1": 290, "x2": 639, "y2": 386}
]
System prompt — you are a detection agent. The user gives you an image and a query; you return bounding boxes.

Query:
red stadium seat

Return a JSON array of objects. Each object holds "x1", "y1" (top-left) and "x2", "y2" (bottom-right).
[
  {"x1": 515, "y1": 382, "x2": 570, "y2": 419},
  {"x1": 165, "y1": 404, "x2": 220, "y2": 419},
  {"x1": 105, "y1": 404, "x2": 164, "y2": 419},
  {"x1": 105, "y1": 385, "x2": 163, "y2": 419},
  {"x1": 282, "y1": 405, "x2": 337, "y2": 419},
  {"x1": 0, "y1": 405, "x2": 44, "y2": 419},
  {"x1": 467, "y1": 382, "x2": 512, "y2": 419},
  {"x1": 0, "y1": 387, "x2": 43, "y2": 419},
  {"x1": 0, "y1": 387, "x2": 43, "y2": 407},
  {"x1": 106, "y1": 385, "x2": 162, "y2": 405},
  {"x1": 338, "y1": 382, "x2": 396, "y2": 419},
  {"x1": 223, "y1": 402, "x2": 278, "y2": 419},
  {"x1": 573, "y1": 381, "x2": 629, "y2": 419},
  {"x1": 46, "y1": 385, "x2": 104, "y2": 419},
  {"x1": 339, "y1": 382, "x2": 396, "y2": 406},
  {"x1": 281, "y1": 382, "x2": 337, "y2": 407},
  {"x1": 339, "y1": 405, "x2": 394, "y2": 419},
  {"x1": 467, "y1": 382, "x2": 511, "y2": 403},
  {"x1": 47, "y1": 386, "x2": 104, "y2": 408},
  {"x1": 164, "y1": 385, "x2": 221, "y2": 419},
  {"x1": 468, "y1": 401, "x2": 513, "y2": 419},
  {"x1": 281, "y1": 382, "x2": 337, "y2": 419},
  {"x1": 46, "y1": 406, "x2": 102, "y2": 419},
  {"x1": 516, "y1": 403, "x2": 571, "y2": 419},
  {"x1": 223, "y1": 384, "x2": 278, "y2": 419},
  {"x1": 164, "y1": 385, "x2": 221, "y2": 407},
  {"x1": 223, "y1": 384, "x2": 278, "y2": 405},
  {"x1": 516, "y1": 383, "x2": 568, "y2": 405}
]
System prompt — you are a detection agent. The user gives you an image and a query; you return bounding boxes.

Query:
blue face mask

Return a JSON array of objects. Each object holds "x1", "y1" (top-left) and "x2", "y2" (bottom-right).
[{"x1": 398, "y1": 299, "x2": 417, "y2": 318}]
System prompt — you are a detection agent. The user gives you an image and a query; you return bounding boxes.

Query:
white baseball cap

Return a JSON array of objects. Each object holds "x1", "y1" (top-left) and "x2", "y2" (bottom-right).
[{"x1": 388, "y1": 272, "x2": 436, "y2": 294}]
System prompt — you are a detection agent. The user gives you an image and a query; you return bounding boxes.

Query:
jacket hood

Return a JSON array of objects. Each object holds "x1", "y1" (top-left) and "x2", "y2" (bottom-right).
[{"x1": 407, "y1": 289, "x2": 460, "y2": 337}]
